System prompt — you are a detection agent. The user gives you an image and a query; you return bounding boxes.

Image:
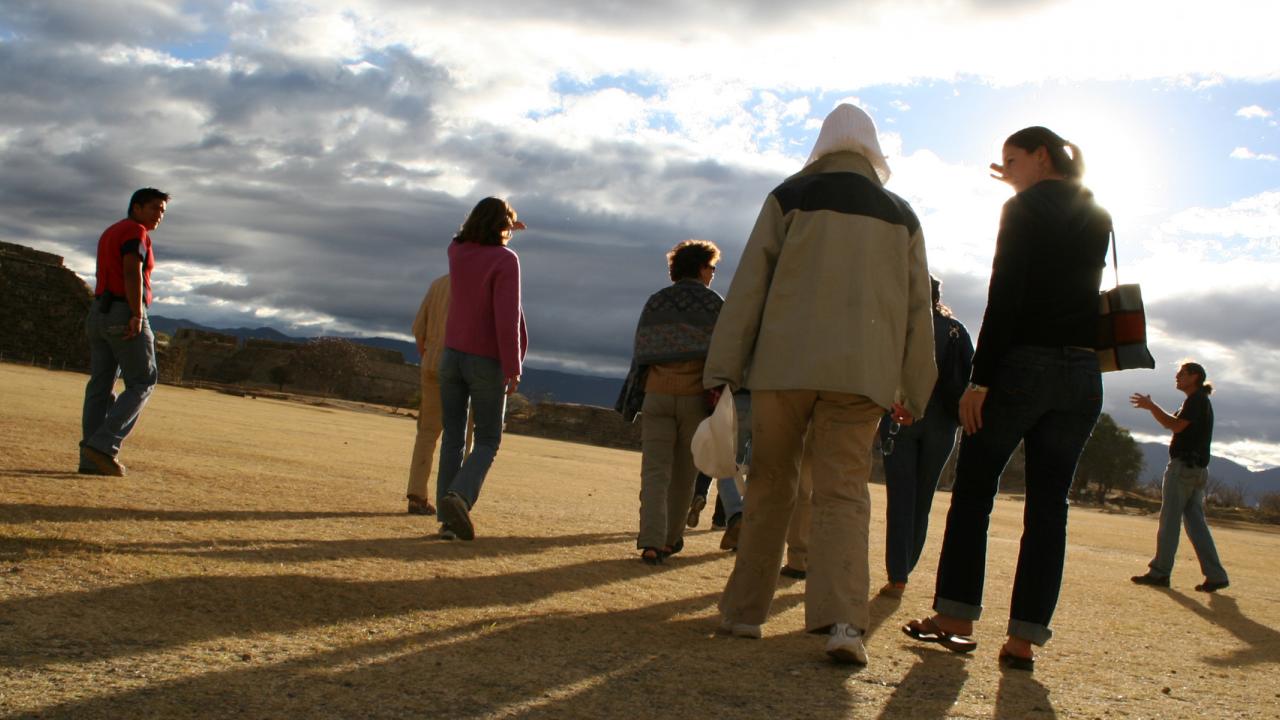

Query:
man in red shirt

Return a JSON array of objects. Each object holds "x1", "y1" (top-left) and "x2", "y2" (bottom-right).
[{"x1": 79, "y1": 188, "x2": 169, "y2": 476}]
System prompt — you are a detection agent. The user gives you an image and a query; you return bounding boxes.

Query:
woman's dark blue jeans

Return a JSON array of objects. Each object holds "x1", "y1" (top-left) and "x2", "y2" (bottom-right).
[
  {"x1": 933, "y1": 346, "x2": 1102, "y2": 646},
  {"x1": 880, "y1": 406, "x2": 960, "y2": 584}
]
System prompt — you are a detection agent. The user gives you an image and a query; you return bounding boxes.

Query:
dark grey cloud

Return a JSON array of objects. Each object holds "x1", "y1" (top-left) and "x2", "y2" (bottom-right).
[
  {"x1": 0, "y1": 23, "x2": 783, "y2": 378},
  {"x1": 1100, "y1": 365, "x2": 1280, "y2": 448},
  {"x1": 1149, "y1": 291, "x2": 1280, "y2": 351},
  {"x1": 1, "y1": 0, "x2": 204, "y2": 46}
]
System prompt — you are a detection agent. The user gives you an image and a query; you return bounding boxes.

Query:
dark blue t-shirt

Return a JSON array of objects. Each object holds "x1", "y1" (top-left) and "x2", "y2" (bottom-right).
[{"x1": 1169, "y1": 388, "x2": 1213, "y2": 467}]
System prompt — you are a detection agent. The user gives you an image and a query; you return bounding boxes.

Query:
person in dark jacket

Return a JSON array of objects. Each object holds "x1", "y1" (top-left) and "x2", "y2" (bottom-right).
[
  {"x1": 904, "y1": 126, "x2": 1110, "y2": 672},
  {"x1": 878, "y1": 276, "x2": 973, "y2": 598}
]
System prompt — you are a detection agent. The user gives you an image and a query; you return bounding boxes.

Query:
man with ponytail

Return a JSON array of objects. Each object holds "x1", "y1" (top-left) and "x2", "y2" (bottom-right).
[{"x1": 1130, "y1": 362, "x2": 1230, "y2": 593}]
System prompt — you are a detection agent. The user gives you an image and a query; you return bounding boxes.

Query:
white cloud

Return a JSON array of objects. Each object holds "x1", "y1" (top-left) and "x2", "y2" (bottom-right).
[
  {"x1": 889, "y1": 99, "x2": 911, "y2": 112},
  {"x1": 1155, "y1": 190, "x2": 1280, "y2": 246},
  {"x1": 1230, "y1": 146, "x2": 1278, "y2": 161},
  {"x1": 1236, "y1": 105, "x2": 1273, "y2": 119}
]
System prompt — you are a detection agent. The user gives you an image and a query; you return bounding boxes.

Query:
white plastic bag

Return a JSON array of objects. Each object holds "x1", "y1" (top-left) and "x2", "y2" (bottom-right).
[{"x1": 692, "y1": 389, "x2": 737, "y2": 478}]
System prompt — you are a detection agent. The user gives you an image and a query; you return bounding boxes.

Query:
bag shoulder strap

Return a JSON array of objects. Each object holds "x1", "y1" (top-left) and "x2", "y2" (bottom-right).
[{"x1": 1108, "y1": 228, "x2": 1120, "y2": 288}]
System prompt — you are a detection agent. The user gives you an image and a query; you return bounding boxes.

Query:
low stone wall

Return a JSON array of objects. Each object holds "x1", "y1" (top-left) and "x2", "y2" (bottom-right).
[
  {"x1": 505, "y1": 401, "x2": 642, "y2": 451},
  {"x1": 0, "y1": 241, "x2": 92, "y2": 370}
]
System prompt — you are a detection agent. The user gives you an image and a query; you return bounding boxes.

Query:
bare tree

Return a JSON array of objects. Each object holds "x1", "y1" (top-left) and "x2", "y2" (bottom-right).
[
  {"x1": 1204, "y1": 476, "x2": 1247, "y2": 508},
  {"x1": 1258, "y1": 492, "x2": 1280, "y2": 523},
  {"x1": 290, "y1": 338, "x2": 369, "y2": 397}
]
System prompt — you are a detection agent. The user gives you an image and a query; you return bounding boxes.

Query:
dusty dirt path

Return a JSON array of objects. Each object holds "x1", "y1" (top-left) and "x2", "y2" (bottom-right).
[{"x1": 1, "y1": 362, "x2": 1277, "y2": 719}]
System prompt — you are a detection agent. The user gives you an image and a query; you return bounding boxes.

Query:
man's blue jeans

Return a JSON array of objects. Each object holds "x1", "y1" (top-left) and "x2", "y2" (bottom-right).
[
  {"x1": 1148, "y1": 459, "x2": 1229, "y2": 583},
  {"x1": 80, "y1": 304, "x2": 157, "y2": 463},
  {"x1": 933, "y1": 346, "x2": 1102, "y2": 646},
  {"x1": 880, "y1": 406, "x2": 960, "y2": 583},
  {"x1": 436, "y1": 348, "x2": 507, "y2": 509}
]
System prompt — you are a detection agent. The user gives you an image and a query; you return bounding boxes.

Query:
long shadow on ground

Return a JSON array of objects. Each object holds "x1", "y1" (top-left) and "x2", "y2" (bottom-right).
[
  {"x1": 8, "y1": 580, "x2": 877, "y2": 719},
  {"x1": 0, "y1": 530, "x2": 637, "y2": 564},
  {"x1": 0, "y1": 542, "x2": 722, "y2": 671},
  {"x1": 0, "y1": 502, "x2": 402, "y2": 524},
  {"x1": 877, "y1": 645, "x2": 969, "y2": 720},
  {"x1": 1166, "y1": 590, "x2": 1280, "y2": 667}
]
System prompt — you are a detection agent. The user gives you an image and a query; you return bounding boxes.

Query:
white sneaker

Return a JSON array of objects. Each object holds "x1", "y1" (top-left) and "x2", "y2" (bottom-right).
[
  {"x1": 717, "y1": 617, "x2": 762, "y2": 639},
  {"x1": 825, "y1": 623, "x2": 868, "y2": 665}
]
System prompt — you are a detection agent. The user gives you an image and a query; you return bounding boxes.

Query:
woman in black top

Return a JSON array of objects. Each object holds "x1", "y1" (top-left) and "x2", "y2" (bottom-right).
[{"x1": 904, "y1": 127, "x2": 1111, "y2": 671}]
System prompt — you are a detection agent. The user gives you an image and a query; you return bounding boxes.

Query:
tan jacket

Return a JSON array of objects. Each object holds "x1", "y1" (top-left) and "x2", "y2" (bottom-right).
[
  {"x1": 703, "y1": 151, "x2": 937, "y2": 418},
  {"x1": 412, "y1": 274, "x2": 450, "y2": 376}
]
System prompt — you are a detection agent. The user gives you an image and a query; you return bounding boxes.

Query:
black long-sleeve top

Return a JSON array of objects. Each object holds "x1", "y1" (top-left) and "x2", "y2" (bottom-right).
[{"x1": 970, "y1": 179, "x2": 1112, "y2": 386}]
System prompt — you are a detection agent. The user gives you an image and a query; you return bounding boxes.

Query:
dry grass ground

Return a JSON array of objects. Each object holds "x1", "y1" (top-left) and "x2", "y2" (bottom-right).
[{"x1": 1, "y1": 362, "x2": 1278, "y2": 720}]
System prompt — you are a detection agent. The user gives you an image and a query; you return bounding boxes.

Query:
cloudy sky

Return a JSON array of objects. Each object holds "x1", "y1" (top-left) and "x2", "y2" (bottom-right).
[{"x1": 2, "y1": 1, "x2": 1278, "y2": 468}]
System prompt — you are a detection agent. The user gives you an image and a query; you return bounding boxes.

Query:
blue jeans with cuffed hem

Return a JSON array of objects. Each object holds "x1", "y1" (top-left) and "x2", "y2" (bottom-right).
[
  {"x1": 881, "y1": 407, "x2": 960, "y2": 584},
  {"x1": 80, "y1": 304, "x2": 158, "y2": 463},
  {"x1": 436, "y1": 348, "x2": 507, "y2": 510},
  {"x1": 1148, "y1": 459, "x2": 1229, "y2": 583},
  {"x1": 932, "y1": 346, "x2": 1102, "y2": 646}
]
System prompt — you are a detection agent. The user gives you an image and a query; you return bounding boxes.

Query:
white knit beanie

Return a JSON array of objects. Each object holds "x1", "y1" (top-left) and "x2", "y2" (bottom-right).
[{"x1": 804, "y1": 103, "x2": 891, "y2": 184}]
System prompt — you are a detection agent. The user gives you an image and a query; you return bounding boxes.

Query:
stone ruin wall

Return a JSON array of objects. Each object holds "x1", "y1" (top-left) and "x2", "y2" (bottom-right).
[
  {"x1": 0, "y1": 241, "x2": 93, "y2": 370},
  {"x1": 504, "y1": 401, "x2": 642, "y2": 451},
  {"x1": 166, "y1": 328, "x2": 418, "y2": 406}
]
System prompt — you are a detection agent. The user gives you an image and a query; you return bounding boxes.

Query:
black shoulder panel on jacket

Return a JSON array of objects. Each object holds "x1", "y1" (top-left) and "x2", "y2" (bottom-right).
[{"x1": 771, "y1": 172, "x2": 921, "y2": 235}]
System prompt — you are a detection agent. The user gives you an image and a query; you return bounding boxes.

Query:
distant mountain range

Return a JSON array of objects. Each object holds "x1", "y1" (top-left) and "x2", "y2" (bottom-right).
[
  {"x1": 1138, "y1": 442, "x2": 1280, "y2": 506},
  {"x1": 148, "y1": 315, "x2": 624, "y2": 408}
]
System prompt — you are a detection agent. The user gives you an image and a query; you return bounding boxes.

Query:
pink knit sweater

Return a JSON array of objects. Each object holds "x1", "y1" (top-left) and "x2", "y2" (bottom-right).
[{"x1": 444, "y1": 241, "x2": 528, "y2": 378}]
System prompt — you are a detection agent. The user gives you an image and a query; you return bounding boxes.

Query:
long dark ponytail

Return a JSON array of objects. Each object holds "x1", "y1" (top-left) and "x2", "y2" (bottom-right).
[{"x1": 1005, "y1": 126, "x2": 1085, "y2": 181}]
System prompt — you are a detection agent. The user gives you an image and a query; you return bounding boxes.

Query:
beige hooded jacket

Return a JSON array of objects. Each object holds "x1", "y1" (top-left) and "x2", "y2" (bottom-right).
[{"x1": 703, "y1": 109, "x2": 936, "y2": 418}]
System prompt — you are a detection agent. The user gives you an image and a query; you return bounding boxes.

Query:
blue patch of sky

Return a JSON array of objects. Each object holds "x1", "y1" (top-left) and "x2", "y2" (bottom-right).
[
  {"x1": 647, "y1": 111, "x2": 680, "y2": 133},
  {"x1": 527, "y1": 72, "x2": 667, "y2": 122},
  {"x1": 550, "y1": 72, "x2": 665, "y2": 99}
]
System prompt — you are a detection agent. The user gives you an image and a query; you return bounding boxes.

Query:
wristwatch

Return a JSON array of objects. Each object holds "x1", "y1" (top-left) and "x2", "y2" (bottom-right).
[{"x1": 966, "y1": 383, "x2": 989, "y2": 393}]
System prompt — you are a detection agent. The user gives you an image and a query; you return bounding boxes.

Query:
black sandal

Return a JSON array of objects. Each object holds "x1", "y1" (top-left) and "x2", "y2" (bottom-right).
[
  {"x1": 641, "y1": 548, "x2": 663, "y2": 565},
  {"x1": 902, "y1": 617, "x2": 978, "y2": 654}
]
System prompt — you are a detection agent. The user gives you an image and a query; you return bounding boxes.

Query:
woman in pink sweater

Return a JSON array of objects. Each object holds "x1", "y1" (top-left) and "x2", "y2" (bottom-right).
[{"x1": 435, "y1": 197, "x2": 528, "y2": 541}]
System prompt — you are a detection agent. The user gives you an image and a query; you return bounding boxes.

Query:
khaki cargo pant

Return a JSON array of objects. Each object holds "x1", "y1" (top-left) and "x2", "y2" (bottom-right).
[
  {"x1": 637, "y1": 392, "x2": 706, "y2": 550},
  {"x1": 406, "y1": 369, "x2": 472, "y2": 500},
  {"x1": 718, "y1": 389, "x2": 882, "y2": 633}
]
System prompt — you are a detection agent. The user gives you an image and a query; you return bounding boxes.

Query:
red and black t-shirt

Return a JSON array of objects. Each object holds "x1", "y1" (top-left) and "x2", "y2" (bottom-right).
[{"x1": 94, "y1": 218, "x2": 154, "y2": 306}]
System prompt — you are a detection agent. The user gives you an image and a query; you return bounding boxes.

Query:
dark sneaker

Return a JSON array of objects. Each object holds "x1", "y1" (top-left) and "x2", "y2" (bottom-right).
[
  {"x1": 1130, "y1": 573, "x2": 1170, "y2": 587},
  {"x1": 439, "y1": 493, "x2": 474, "y2": 541},
  {"x1": 1194, "y1": 579, "x2": 1229, "y2": 593},
  {"x1": 81, "y1": 446, "x2": 126, "y2": 477},
  {"x1": 780, "y1": 566, "x2": 807, "y2": 580},
  {"x1": 407, "y1": 495, "x2": 436, "y2": 516},
  {"x1": 719, "y1": 513, "x2": 742, "y2": 551},
  {"x1": 687, "y1": 495, "x2": 707, "y2": 528}
]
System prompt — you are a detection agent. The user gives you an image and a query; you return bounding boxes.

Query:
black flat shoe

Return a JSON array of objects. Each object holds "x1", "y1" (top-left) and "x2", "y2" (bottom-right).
[
  {"x1": 1195, "y1": 579, "x2": 1229, "y2": 593},
  {"x1": 998, "y1": 649, "x2": 1035, "y2": 672},
  {"x1": 1130, "y1": 573, "x2": 1170, "y2": 587}
]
